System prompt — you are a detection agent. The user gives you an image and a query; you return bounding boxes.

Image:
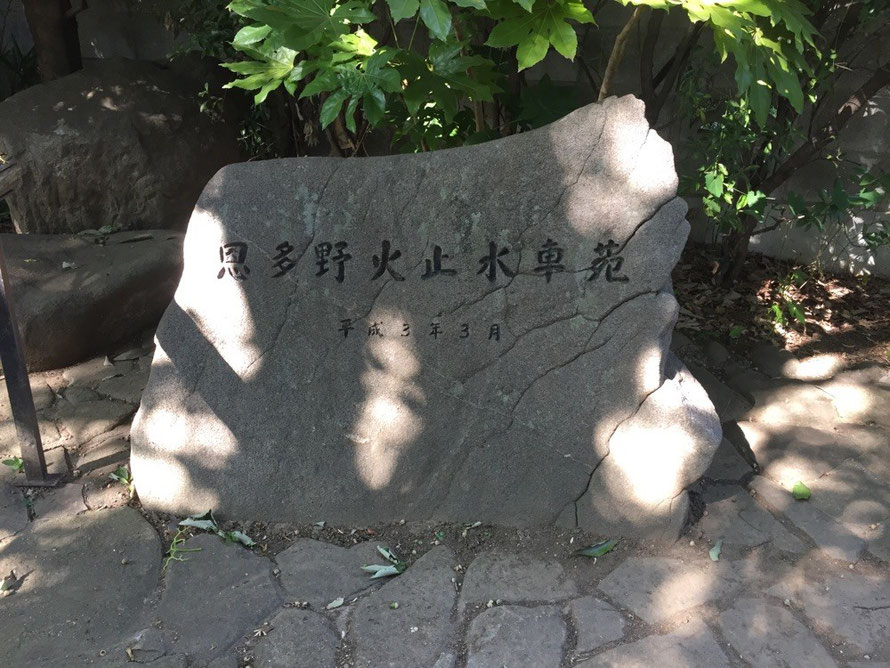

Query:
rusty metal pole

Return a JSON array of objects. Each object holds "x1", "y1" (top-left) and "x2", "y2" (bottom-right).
[{"x1": 0, "y1": 164, "x2": 61, "y2": 487}]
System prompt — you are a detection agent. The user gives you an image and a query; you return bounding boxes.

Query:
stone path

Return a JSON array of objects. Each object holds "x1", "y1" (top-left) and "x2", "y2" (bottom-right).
[{"x1": 0, "y1": 332, "x2": 888, "y2": 666}]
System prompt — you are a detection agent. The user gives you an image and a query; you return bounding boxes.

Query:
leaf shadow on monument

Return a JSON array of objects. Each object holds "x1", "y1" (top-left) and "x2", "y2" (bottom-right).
[{"x1": 134, "y1": 96, "x2": 723, "y2": 539}]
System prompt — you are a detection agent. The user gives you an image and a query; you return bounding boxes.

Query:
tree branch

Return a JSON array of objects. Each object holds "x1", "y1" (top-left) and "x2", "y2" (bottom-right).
[
  {"x1": 639, "y1": 10, "x2": 663, "y2": 110},
  {"x1": 759, "y1": 61, "x2": 890, "y2": 195},
  {"x1": 598, "y1": 6, "x2": 648, "y2": 102}
]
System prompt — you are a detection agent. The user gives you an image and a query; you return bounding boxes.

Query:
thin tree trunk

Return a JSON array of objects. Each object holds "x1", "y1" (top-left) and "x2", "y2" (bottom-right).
[
  {"x1": 23, "y1": 0, "x2": 82, "y2": 82},
  {"x1": 598, "y1": 6, "x2": 648, "y2": 102}
]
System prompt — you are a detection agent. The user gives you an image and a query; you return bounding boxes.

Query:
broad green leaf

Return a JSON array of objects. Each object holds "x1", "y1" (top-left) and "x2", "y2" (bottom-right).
[
  {"x1": 516, "y1": 32, "x2": 548, "y2": 69},
  {"x1": 513, "y1": 0, "x2": 535, "y2": 10},
  {"x1": 547, "y1": 17, "x2": 577, "y2": 60},
  {"x1": 451, "y1": 0, "x2": 486, "y2": 7},
  {"x1": 232, "y1": 24, "x2": 272, "y2": 48},
  {"x1": 320, "y1": 89, "x2": 350, "y2": 129},
  {"x1": 786, "y1": 300, "x2": 806, "y2": 324},
  {"x1": 419, "y1": 0, "x2": 452, "y2": 41},
  {"x1": 792, "y1": 481, "x2": 811, "y2": 500},
  {"x1": 705, "y1": 171, "x2": 725, "y2": 198},
  {"x1": 386, "y1": 0, "x2": 420, "y2": 20},
  {"x1": 576, "y1": 538, "x2": 618, "y2": 558}
]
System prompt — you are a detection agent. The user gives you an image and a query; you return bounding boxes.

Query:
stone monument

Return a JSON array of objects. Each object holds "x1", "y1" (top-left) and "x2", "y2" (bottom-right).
[{"x1": 131, "y1": 95, "x2": 721, "y2": 540}]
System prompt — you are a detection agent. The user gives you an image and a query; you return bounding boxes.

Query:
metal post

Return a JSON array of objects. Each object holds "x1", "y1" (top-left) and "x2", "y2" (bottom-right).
[{"x1": 0, "y1": 166, "x2": 61, "y2": 487}]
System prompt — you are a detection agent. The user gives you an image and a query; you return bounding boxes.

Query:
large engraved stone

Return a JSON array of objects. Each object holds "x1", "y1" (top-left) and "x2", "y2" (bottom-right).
[{"x1": 131, "y1": 95, "x2": 720, "y2": 539}]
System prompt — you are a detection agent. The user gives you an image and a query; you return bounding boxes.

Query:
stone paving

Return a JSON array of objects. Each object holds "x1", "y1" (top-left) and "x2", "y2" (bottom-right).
[{"x1": 0, "y1": 332, "x2": 889, "y2": 666}]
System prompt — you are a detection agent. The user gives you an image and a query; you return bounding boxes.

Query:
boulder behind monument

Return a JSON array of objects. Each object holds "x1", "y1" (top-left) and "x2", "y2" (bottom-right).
[
  {"x1": 131, "y1": 95, "x2": 720, "y2": 540},
  {"x1": 0, "y1": 58, "x2": 241, "y2": 235}
]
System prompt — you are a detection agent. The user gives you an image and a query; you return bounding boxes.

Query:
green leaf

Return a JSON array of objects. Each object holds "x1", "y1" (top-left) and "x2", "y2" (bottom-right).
[
  {"x1": 326, "y1": 596, "x2": 345, "y2": 609},
  {"x1": 451, "y1": 0, "x2": 486, "y2": 7},
  {"x1": 575, "y1": 538, "x2": 618, "y2": 558},
  {"x1": 2, "y1": 457, "x2": 24, "y2": 473},
  {"x1": 225, "y1": 530, "x2": 256, "y2": 546},
  {"x1": 792, "y1": 481, "x2": 811, "y2": 500},
  {"x1": 179, "y1": 510, "x2": 219, "y2": 532},
  {"x1": 705, "y1": 171, "x2": 725, "y2": 198},
  {"x1": 729, "y1": 325, "x2": 744, "y2": 339},
  {"x1": 786, "y1": 299, "x2": 806, "y2": 324},
  {"x1": 320, "y1": 89, "x2": 349, "y2": 129},
  {"x1": 709, "y1": 538, "x2": 723, "y2": 562},
  {"x1": 516, "y1": 32, "x2": 548, "y2": 69},
  {"x1": 419, "y1": 0, "x2": 452, "y2": 40},
  {"x1": 547, "y1": 17, "x2": 577, "y2": 60},
  {"x1": 232, "y1": 24, "x2": 272, "y2": 48},
  {"x1": 386, "y1": 0, "x2": 420, "y2": 20}
]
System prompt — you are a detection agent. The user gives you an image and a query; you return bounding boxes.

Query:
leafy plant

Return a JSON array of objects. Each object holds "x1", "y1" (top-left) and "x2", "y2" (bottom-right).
[
  {"x1": 108, "y1": 466, "x2": 136, "y2": 499},
  {"x1": 179, "y1": 510, "x2": 256, "y2": 546},
  {"x1": 162, "y1": 528, "x2": 204, "y2": 573},
  {"x1": 2, "y1": 457, "x2": 24, "y2": 474},
  {"x1": 576, "y1": 538, "x2": 618, "y2": 558},
  {"x1": 361, "y1": 545, "x2": 408, "y2": 578}
]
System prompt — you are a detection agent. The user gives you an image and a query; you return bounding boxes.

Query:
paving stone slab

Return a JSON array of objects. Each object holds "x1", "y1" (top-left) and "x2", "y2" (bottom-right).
[
  {"x1": 717, "y1": 598, "x2": 836, "y2": 667},
  {"x1": 56, "y1": 397, "x2": 136, "y2": 446},
  {"x1": 685, "y1": 360, "x2": 753, "y2": 423},
  {"x1": 73, "y1": 425, "x2": 130, "y2": 477},
  {"x1": 63, "y1": 356, "x2": 135, "y2": 388},
  {"x1": 96, "y1": 364, "x2": 151, "y2": 405},
  {"x1": 768, "y1": 571, "x2": 890, "y2": 657},
  {"x1": 698, "y1": 484, "x2": 805, "y2": 554},
  {"x1": 460, "y1": 550, "x2": 579, "y2": 608},
  {"x1": 806, "y1": 458, "x2": 890, "y2": 540},
  {"x1": 819, "y1": 376, "x2": 890, "y2": 429},
  {"x1": 597, "y1": 557, "x2": 743, "y2": 625},
  {"x1": 0, "y1": 376, "x2": 54, "y2": 420},
  {"x1": 0, "y1": 507, "x2": 161, "y2": 665},
  {"x1": 744, "y1": 382, "x2": 840, "y2": 430},
  {"x1": 350, "y1": 546, "x2": 456, "y2": 668},
  {"x1": 751, "y1": 476, "x2": 866, "y2": 562},
  {"x1": 0, "y1": 481, "x2": 28, "y2": 541},
  {"x1": 576, "y1": 619, "x2": 729, "y2": 667},
  {"x1": 703, "y1": 438, "x2": 754, "y2": 481},
  {"x1": 564, "y1": 595, "x2": 626, "y2": 653},
  {"x1": 0, "y1": 416, "x2": 63, "y2": 451},
  {"x1": 251, "y1": 608, "x2": 339, "y2": 667},
  {"x1": 275, "y1": 539, "x2": 382, "y2": 608},
  {"x1": 466, "y1": 605, "x2": 566, "y2": 668},
  {"x1": 30, "y1": 482, "x2": 87, "y2": 521},
  {"x1": 731, "y1": 420, "x2": 883, "y2": 484},
  {"x1": 157, "y1": 534, "x2": 284, "y2": 660}
]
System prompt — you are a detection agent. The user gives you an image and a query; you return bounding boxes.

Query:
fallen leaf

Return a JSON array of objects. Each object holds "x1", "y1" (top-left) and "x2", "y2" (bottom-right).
[
  {"x1": 792, "y1": 481, "x2": 811, "y2": 500},
  {"x1": 709, "y1": 539, "x2": 723, "y2": 562},
  {"x1": 326, "y1": 597, "x2": 344, "y2": 610},
  {"x1": 576, "y1": 539, "x2": 618, "y2": 558}
]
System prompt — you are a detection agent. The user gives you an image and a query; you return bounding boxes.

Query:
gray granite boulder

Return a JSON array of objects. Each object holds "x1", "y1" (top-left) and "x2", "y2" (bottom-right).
[
  {"x1": 132, "y1": 95, "x2": 720, "y2": 539},
  {"x1": 1, "y1": 231, "x2": 182, "y2": 370},
  {"x1": 0, "y1": 58, "x2": 241, "y2": 234}
]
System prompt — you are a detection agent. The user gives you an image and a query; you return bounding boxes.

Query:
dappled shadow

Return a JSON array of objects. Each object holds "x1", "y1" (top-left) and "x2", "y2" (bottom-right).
[{"x1": 130, "y1": 95, "x2": 720, "y2": 538}]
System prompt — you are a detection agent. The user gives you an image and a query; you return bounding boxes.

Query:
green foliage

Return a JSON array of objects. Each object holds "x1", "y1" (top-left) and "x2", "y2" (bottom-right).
[
  {"x1": 223, "y1": 0, "x2": 597, "y2": 144},
  {"x1": 620, "y1": 0, "x2": 817, "y2": 127},
  {"x1": 2, "y1": 457, "x2": 24, "y2": 474}
]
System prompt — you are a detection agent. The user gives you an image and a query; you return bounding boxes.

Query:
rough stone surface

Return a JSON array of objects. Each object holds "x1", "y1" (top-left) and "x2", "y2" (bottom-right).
[
  {"x1": 717, "y1": 598, "x2": 836, "y2": 667},
  {"x1": 768, "y1": 571, "x2": 890, "y2": 656},
  {"x1": 55, "y1": 394, "x2": 136, "y2": 446},
  {"x1": 0, "y1": 57, "x2": 241, "y2": 235},
  {"x1": 751, "y1": 475, "x2": 866, "y2": 562},
  {"x1": 577, "y1": 353, "x2": 722, "y2": 540},
  {"x1": 699, "y1": 484, "x2": 805, "y2": 554},
  {"x1": 686, "y1": 359, "x2": 753, "y2": 423},
  {"x1": 565, "y1": 596, "x2": 626, "y2": 653},
  {"x1": 131, "y1": 96, "x2": 720, "y2": 536},
  {"x1": 598, "y1": 557, "x2": 742, "y2": 625},
  {"x1": 350, "y1": 546, "x2": 456, "y2": 667},
  {"x1": 0, "y1": 376, "x2": 54, "y2": 420},
  {"x1": 465, "y1": 605, "x2": 566, "y2": 668},
  {"x1": 31, "y1": 483, "x2": 87, "y2": 521},
  {"x1": 1, "y1": 231, "x2": 184, "y2": 370},
  {"x1": 460, "y1": 551, "x2": 578, "y2": 607},
  {"x1": 703, "y1": 438, "x2": 754, "y2": 481},
  {"x1": 577, "y1": 619, "x2": 729, "y2": 667},
  {"x1": 157, "y1": 534, "x2": 284, "y2": 660},
  {"x1": 251, "y1": 608, "x2": 339, "y2": 667},
  {"x1": 0, "y1": 507, "x2": 161, "y2": 665},
  {"x1": 275, "y1": 539, "x2": 382, "y2": 608},
  {"x1": 73, "y1": 425, "x2": 130, "y2": 477},
  {"x1": 0, "y1": 481, "x2": 27, "y2": 541}
]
